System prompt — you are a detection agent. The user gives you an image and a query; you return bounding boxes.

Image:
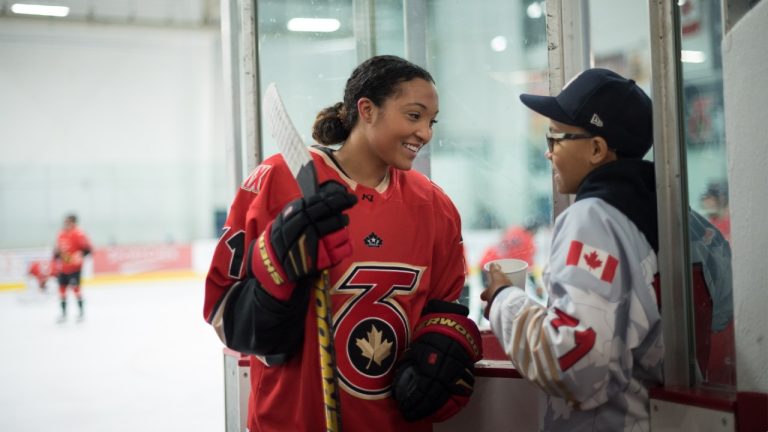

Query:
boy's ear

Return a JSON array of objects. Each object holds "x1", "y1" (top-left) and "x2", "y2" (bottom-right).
[
  {"x1": 357, "y1": 98, "x2": 375, "y2": 123},
  {"x1": 590, "y1": 136, "x2": 616, "y2": 164}
]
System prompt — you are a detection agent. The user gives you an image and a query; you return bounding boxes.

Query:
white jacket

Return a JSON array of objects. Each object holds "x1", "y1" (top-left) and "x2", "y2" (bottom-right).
[{"x1": 489, "y1": 197, "x2": 664, "y2": 432}]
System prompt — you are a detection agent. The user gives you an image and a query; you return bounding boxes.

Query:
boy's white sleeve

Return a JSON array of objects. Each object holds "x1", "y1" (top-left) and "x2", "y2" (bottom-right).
[{"x1": 488, "y1": 199, "x2": 660, "y2": 410}]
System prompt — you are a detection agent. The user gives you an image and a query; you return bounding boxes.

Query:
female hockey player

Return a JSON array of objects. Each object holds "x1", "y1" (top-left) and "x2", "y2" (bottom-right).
[
  {"x1": 204, "y1": 55, "x2": 482, "y2": 431},
  {"x1": 54, "y1": 213, "x2": 92, "y2": 322}
]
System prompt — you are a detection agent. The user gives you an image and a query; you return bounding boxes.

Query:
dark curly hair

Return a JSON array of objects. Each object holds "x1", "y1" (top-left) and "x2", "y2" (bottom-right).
[{"x1": 312, "y1": 55, "x2": 435, "y2": 145}]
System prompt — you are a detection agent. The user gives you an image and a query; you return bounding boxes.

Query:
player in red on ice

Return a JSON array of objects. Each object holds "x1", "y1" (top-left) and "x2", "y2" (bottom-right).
[
  {"x1": 27, "y1": 260, "x2": 53, "y2": 293},
  {"x1": 53, "y1": 214, "x2": 92, "y2": 322},
  {"x1": 204, "y1": 55, "x2": 482, "y2": 431}
]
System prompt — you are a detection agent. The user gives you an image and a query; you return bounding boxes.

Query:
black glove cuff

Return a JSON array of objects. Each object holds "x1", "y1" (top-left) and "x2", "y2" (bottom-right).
[{"x1": 422, "y1": 299, "x2": 469, "y2": 316}]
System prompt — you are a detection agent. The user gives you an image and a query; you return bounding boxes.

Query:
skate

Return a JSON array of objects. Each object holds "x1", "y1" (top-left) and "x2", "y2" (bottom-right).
[{"x1": 58, "y1": 301, "x2": 67, "y2": 323}]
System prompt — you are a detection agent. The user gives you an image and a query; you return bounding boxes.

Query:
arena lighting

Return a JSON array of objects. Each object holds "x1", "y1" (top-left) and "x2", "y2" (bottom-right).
[
  {"x1": 490, "y1": 36, "x2": 508, "y2": 52},
  {"x1": 11, "y1": 3, "x2": 70, "y2": 17},
  {"x1": 287, "y1": 18, "x2": 341, "y2": 32},
  {"x1": 681, "y1": 50, "x2": 706, "y2": 63},
  {"x1": 526, "y1": 1, "x2": 544, "y2": 19}
]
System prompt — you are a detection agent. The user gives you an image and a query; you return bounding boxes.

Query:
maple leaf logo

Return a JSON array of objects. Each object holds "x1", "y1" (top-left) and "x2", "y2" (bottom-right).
[
  {"x1": 583, "y1": 251, "x2": 602, "y2": 270},
  {"x1": 355, "y1": 324, "x2": 393, "y2": 369}
]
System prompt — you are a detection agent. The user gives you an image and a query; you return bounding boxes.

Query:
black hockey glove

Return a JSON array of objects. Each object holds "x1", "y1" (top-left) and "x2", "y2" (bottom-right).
[
  {"x1": 248, "y1": 180, "x2": 357, "y2": 301},
  {"x1": 392, "y1": 300, "x2": 483, "y2": 422}
]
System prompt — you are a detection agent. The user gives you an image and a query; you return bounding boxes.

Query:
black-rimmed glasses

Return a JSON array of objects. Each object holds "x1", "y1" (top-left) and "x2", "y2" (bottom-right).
[{"x1": 545, "y1": 132, "x2": 594, "y2": 152}]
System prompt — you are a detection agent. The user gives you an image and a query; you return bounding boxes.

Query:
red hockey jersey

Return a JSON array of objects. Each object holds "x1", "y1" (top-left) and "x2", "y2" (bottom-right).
[
  {"x1": 55, "y1": 228, "x2": 91, "y2": 274},
  {"x1": 204, "y1": 147, "x2": 466, "y2": 432}
]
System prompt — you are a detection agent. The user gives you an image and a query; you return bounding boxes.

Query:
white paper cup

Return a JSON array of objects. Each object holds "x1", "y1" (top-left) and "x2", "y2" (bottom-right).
[{"x1": 483, "y1": 258, "x2": 528, "y2": 289}]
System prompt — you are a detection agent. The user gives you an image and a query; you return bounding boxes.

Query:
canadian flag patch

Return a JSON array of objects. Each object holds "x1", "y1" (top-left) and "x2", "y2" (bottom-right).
[{"x1": 566, "y1": 240, "x2": 619, "y2": 283}]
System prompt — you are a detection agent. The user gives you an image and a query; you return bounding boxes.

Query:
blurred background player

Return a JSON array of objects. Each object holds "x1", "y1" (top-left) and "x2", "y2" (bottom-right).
[
  {"x1": 27, "y1": 259, "x2": 54, "y2": 293},
  {"x1": 478, "y1": 225, "x2": 535, "y2": 276},
  {"x1": 53, "y1": 214, "x2": 92, "y2": 322},
  {"x1": 477, "y1": 218, "x2": 550, "y2": 307},
  {"x1": 699, "y1": 180, "x2": 731, "y2": 242}
]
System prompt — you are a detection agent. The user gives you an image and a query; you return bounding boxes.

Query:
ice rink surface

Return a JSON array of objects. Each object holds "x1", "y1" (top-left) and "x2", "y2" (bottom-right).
[{"x1": 0, "y1": 277, "x2": 225, "y2": 432}]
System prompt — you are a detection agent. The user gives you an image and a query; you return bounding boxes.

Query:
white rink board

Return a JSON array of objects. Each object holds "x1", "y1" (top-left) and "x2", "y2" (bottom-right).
[
  {"x1": 650, "y1": 399, "x2": 735, "y2": 432},
  {"x1": 435, "y1": 376, "x2": 541, "y2": 432}
]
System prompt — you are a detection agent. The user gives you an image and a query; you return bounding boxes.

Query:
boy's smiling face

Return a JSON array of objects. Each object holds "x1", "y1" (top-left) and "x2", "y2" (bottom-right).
[{"x1": 545, "y1": 120, "x2": 600, "y2": 195}]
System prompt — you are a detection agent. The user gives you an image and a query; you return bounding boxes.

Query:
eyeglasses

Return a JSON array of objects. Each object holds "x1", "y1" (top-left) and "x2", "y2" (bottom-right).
[{"x1": 545, "y1": 132, "x2": 594, "y2": 152}]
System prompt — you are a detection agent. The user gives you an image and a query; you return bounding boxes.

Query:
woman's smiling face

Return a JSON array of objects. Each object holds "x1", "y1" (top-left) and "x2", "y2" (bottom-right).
[{"x1": 363, "y1": 78, "x2": 439, "y2": 171}]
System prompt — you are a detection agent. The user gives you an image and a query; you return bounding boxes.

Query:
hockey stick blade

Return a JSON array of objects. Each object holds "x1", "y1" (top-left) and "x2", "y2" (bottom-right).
[{"x1": 262, "y1": 82, "x2": 318, "y2": 197}]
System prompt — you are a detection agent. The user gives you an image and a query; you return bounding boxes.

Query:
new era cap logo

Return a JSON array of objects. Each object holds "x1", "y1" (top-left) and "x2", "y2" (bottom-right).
[{"x1": 590, "y1": 113, "x2": 603, "y2": 127}]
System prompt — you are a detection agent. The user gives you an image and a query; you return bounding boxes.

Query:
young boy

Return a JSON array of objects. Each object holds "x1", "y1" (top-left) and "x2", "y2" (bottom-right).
[{"x1": 481, "y1": 68, "x2": 663, "y2": 431}]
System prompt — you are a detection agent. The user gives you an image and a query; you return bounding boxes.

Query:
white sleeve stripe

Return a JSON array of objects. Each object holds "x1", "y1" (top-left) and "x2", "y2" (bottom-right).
[
  {"x1": 210, "y1": 306, "x2": 227, "y2": 344},
  {"x1": 530, "y1": 312, "x2": 562, "y2": 396},
  {"x1": 521, "y1": 308, "x2": 544, "y2": 388},
  {"x1": 512, "y1": 305, "x2": 561, "y2": 396},
  {"x1": 535, "y1": 322, "x2": 563, "y2": 397},
  {"x1": 531, "y1": 310, "x2": 569, "y2": 398},
  {"x1": 509, "y1": 303, "x2": 580, "y2": 404},
  {"x1": 538, "y1": 320, "x2": 579, "y2": 404},
  {"x1": 511, "y1": 305, "x2": 536, "y2": 377},
  {"x1": 209, "y1": 281, "x2": 240, "y2": 345}
]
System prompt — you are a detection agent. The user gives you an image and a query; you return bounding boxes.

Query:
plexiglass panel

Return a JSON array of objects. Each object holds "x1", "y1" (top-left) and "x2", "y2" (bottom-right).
[
  {"x1": 257, "y1": 0, "x2": 356, "y2": 158},
  {"x1": 257, "y1": 0, "x2": 405, "y2": 159},
  {"x1": 679, "y1": 0, "x2": 736, "y2": 388},
  {"x1": 590, "y1": 0, "x2": 653, "y2": 129},
  {"x1": 425, "y1": 0, "x2": 551, "y2": 323},
  {"x1": 591, "y1": 0, "x2": 736, "y2": 388}
]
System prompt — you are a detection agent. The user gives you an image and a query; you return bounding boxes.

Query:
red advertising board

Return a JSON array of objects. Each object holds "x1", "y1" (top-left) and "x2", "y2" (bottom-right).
[{"x1": 92, "y1": 244, "x2": 192, "y2": 275}]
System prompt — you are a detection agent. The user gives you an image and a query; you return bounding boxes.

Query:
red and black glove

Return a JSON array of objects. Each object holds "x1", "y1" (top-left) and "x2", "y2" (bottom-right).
[
  {"x1": 248, "y1": 180, "x2": 357, "y2": 301},
  {"x1": 392, "y1": 300, "x2": 483, "y2": 423}
]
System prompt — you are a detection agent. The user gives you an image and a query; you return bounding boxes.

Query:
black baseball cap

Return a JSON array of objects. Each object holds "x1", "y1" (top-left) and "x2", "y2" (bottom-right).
[{"x1": 520, "y1": 68, "x2": 653, "y2": 159}]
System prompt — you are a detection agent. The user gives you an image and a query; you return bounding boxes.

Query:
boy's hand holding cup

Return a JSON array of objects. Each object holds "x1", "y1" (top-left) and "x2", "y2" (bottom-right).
[{"x1": 480, "y1": 258, "x2": 528, "y2": 319}]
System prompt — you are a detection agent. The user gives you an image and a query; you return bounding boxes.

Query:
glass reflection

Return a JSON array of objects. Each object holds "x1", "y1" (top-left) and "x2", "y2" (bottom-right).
[
  {"x1": 680, "y1": 0, "x2": 736, "y2": 388},
  {"x1": 425, "y1": 0, "x2": 551, "y2": 323}
]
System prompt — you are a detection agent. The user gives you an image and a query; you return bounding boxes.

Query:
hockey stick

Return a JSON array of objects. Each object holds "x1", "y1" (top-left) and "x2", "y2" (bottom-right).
[{"x1": 262, "y1": 83, "x2": 342, "y2": 432}]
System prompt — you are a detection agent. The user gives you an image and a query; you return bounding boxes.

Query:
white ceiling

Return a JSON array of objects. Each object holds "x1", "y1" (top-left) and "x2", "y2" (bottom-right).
[{"x1": 0, "y1": 0, "x2": 220, "y2": 26}]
